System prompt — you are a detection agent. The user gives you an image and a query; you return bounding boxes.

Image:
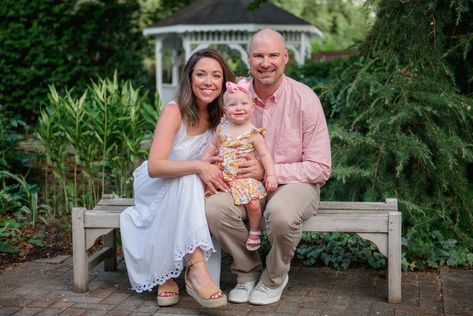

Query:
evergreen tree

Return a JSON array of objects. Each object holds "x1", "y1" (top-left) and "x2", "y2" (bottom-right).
[
  {"x1": 273, "y1": 0, "x2": 375, "y2": 51},
  {"x1": 320, "y1": 0, "x2": 473, "y2": 268}
]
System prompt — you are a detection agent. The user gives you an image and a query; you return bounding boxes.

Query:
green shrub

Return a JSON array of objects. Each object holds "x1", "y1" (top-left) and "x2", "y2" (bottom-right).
[
  {"x1": 0, "y1": 0, "x2": 149, "y2": 123},
  {"x1": 0, "y1": 106, "x2": 28, "y2": 172}
]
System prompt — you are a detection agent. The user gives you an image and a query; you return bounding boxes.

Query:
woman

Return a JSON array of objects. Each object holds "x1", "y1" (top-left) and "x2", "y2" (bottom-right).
[{"x1": 120, "y1": 48, "x2": 235, "y2": 308}]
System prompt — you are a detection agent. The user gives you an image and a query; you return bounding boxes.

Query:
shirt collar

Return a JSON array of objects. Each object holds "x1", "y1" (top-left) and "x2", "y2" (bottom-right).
[{"x1": 249, "y1": 75, "x2": 287, "y2": 106}]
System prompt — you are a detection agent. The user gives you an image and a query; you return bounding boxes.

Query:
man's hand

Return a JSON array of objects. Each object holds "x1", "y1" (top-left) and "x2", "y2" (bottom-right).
[{"x1": 236, "y1": 153, "x2": 264, "y2": 180}]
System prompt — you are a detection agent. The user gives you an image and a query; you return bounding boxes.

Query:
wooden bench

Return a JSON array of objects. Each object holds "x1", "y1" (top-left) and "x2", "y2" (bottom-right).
[{"x1": 72, "y1": 194, "x2": 401, "y2": 303}]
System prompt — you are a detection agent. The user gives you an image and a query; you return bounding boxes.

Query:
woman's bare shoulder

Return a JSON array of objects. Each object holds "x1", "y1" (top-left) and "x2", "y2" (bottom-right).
[
  {"x1": 154, "y1": 103, "x2": 183, "y2": 134},
  {"x1": 160, "y1": 103, "x2": 182, "y2": 122}
]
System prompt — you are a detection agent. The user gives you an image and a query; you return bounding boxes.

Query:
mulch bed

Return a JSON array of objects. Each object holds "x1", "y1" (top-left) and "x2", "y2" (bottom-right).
[{"x1": 0, "y1": 219, "x2": 72, "y2": 272}]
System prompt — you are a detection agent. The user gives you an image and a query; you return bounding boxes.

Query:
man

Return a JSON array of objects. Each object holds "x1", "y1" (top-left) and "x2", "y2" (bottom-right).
[{"x1": 206, "y1": 28, "x2": 331, "y2": 305}]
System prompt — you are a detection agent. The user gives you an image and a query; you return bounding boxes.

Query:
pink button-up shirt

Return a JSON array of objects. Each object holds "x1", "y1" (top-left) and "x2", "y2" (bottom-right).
[{"x1": 249, "y1": 75, "x2": 331, "y2": 185}]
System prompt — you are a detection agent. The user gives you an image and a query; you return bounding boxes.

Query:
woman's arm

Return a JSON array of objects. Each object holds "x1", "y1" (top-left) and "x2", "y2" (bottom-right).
[{"x1": 147, "y1": 104, "x2": 227, "y2": 192}]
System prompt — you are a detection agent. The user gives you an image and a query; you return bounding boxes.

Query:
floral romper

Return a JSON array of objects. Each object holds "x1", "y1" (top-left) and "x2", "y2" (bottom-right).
[{"x1": 218, "y1": 127, "x2": 267, "y2": 205}]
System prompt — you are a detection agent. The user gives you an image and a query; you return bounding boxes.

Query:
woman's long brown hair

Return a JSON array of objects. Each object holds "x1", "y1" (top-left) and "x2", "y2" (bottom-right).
[{"x1": 175, "y1": 48, "x2": 235, "y2": 130}]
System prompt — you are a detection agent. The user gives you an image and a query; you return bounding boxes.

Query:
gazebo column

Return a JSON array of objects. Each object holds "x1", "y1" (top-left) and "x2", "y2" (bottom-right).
[
  {"x1": 300, "y1": 33, "x2": 307, "y2": 63},
  {"x1": 301, "y1": 33, "x2": 312, "y2": 62},
  {"x1": 287, "y1": 43, "x2": 303, "y2": 65},
  {"x1": 182, "y1": 34, "x2": 191, "y2": 61},
  {"x1": 155, "y1": 36, "x2": 163, "y2": 94},
  {"x1": 228, "y1": 44, "x2": 250, "y2": 68},
  {"x1": 171, "y1": 50, "x2": 179, "y2": 85}
]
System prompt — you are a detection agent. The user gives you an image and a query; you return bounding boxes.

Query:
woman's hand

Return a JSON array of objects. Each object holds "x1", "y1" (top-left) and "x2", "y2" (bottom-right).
[
  {"x1": 198, "y1": 161, "x2": 228, "y2": 194},
  {"x1": 236, "y1": 154, "x2": 264, "y2": 180}
]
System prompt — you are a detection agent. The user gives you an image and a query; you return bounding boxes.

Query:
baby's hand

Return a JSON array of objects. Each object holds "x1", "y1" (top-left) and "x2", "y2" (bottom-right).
[
  {"x1": 203, "y1": 149, "x2": 222, "y2": 164},
  {"x1": 265, "y1": 175, "x2": 278, "y2": 192}
]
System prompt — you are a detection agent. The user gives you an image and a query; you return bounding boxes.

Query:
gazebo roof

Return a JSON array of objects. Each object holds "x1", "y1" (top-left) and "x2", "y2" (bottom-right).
[
  {"x1": 144, "y1": 0, "x2": 322, "y2": 36},
  {"x1": 144, "y1": 0, "x2": 322, "y2": 105}
]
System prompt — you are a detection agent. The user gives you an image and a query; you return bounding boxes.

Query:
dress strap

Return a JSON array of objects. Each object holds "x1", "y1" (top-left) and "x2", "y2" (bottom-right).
[{"x1": 238, "y1": 127, "x2": 266, "y2": 139}]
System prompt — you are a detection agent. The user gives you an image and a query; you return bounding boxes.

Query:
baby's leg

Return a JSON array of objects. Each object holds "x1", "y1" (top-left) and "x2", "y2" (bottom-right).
[
  {"x1": 245, "y1": 200, "x2": 262, "y2": 251},
  {"x1": 245, "y1": 200, "x2": 261, "y2": 232}
]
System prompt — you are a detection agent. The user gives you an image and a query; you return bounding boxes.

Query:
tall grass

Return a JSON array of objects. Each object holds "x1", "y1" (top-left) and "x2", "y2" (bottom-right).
[{"x1": 36, "y1": 73, "x2": 159, "y2": 212}]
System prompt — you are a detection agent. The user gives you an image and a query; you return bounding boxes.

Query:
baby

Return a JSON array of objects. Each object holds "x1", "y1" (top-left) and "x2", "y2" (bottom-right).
[{"x1": 202, "y1": 80, "x2": 277, "y2": 251}]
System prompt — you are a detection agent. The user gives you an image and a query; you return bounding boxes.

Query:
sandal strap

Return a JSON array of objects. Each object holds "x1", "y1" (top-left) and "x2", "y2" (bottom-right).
[
  {"x1": 193, "y1": 280, "x2": 224, "y2": 299},
  {"x1": 158, "y1": 281, "x2": 179, "y2": 295},
  {"x1": 186, "y1": 250, "x2": 205, "y2": 267},
  {"x1": 184, "y1": 251, "x2": 224, "y2": 300},
  {"x1": 187, "y1": 257, "x2": 205, "y2": 267},
  {"x1": 247, "y1": 240, "x2": 261, "y2": 246}
]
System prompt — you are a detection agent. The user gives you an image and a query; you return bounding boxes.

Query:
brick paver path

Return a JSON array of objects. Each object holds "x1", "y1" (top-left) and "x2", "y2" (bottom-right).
[{"x1": 0, "y1": 256, "x2": 472, "y2": 315}]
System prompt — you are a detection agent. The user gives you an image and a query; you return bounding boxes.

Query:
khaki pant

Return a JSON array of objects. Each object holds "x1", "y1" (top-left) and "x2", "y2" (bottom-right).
[{"x1": 206, "y1": 183, "x2": 320, "y2": 288}]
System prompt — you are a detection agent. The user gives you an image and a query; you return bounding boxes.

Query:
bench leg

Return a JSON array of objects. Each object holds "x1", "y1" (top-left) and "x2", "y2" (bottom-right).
[
  {"x1": 72, "y1": 207, "x2": 89, "y2": 293},
  {"x1": 207, "y1": 236, "x2": 222, "y2": 287},
  {"x1": 388, "y1": 212, "x2": 402, "y2": 303},
  {"x1": 104, "y1": 229, "x2": 117, "y2": 271}
]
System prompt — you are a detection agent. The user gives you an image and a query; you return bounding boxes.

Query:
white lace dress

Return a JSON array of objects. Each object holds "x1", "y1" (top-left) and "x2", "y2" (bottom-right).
[{"x1": 120, "y1": 122, "x2": 214, "y2": 293}]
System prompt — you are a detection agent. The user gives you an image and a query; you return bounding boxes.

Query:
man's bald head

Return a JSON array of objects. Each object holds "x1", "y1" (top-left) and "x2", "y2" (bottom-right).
[
  {"x1": 248, "y1": 28, "x2": 286, "y2": 52},
  {"x1": 247, "y1": 28, "x2": 289, "y2": 94}
]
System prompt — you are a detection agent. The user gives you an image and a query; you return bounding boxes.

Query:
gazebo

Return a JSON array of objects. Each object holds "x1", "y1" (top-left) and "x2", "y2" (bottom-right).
[{"x1": 143, "y1": 0, "x2": 323, "y2": 104}]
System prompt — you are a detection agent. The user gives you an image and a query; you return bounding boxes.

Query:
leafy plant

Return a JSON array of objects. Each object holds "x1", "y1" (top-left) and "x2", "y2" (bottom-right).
[
  {"x1": 402, "y1": 228, "x2": 473, "y2": 270},
  {"x1": 0, "y1": 186, "x2": 22, "y2": 216},
  {"x1": 36, "y1": 73, "x2": 159, "y2": 212},
  {"x1": 0, "y1": 218, "x2": 46, "y2": 254},
  {"x1": 0, "y1": 171, "x2": 51, "y2": 225},
  {"x1": 0, "y1": 219, "x2": 21, "y2": 253},
  {"x1": 296, "y1": 232, "x2": 386, "y2": 270}
]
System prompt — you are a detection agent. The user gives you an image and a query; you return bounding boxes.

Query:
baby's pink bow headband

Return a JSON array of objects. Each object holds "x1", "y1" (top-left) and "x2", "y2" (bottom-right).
[{"x1": 225, "y1": 79, "x2": 250, "y2": 95}]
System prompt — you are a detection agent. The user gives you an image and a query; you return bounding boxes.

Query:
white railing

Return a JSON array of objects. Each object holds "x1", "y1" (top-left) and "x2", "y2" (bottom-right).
[{"x1": 160, "y1": 83, "x2": 177, "y2": 106}]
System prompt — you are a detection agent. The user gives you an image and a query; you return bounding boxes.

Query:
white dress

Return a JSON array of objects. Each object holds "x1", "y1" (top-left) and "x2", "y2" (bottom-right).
[{"x1": 120, "y1": 122, "x2": 214, "y2": 293}]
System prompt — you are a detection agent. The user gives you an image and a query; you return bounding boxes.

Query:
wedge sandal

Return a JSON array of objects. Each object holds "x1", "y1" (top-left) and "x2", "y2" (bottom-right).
[
  {"x1": 185, "y1": 252, "x2": 227, "y2": 308},
  {"x1": 157, "y1": 279, "x2": 179, "y2": 306}
]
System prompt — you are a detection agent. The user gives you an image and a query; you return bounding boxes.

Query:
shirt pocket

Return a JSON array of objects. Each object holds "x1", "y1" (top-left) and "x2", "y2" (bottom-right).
[{"x1": 274, "y1": 129, "x2": 302, "y2": 163}]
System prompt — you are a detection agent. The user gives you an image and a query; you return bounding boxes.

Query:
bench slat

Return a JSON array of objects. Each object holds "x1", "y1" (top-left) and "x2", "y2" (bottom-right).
[
  {"x1": 93, "y1": 205, "x2": 129, "y2": 212},
  {"x1": 92, "y1": 205, "x2": 393, "y2": 216},
  {"x1": 84, "y1": 212, "x2": 121, "y2": 228},
  {"x1": 98, "y1": 198, "x2": 397, "y2": 211},
  {"x1": 84, "y1": 211, "x2": 389, "y2": 233},
  {"x1": 98, "y1": 198, "x2": 134, "y2": 206},
  {"x1": 96, "y1": 199, "x2": 397, "y2": 211},
  {"x1": 319, "y1": 201, "x2": 397, "y2": 211},
  {"x1": 302, "y1": 214, "x2": 388, "y2": 233}
]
